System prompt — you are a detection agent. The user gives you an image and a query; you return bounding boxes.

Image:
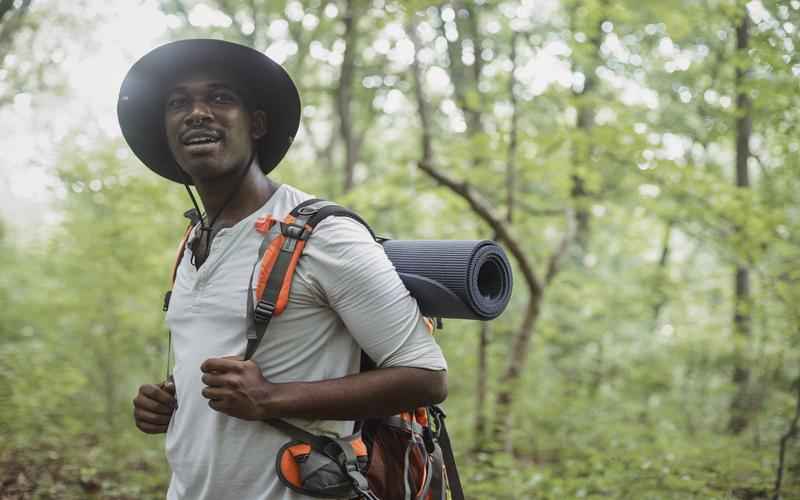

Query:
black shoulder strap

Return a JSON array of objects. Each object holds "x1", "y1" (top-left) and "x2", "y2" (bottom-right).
[
  {"x1": 291, "y1": 198, "x2": 377, "y2": 239},
  {"x1": 163, "y1": 208, "x2": 201, "y2": 312},
  {"x1": 433, "y1": 408, "x2": 465, "y2": 500},
  {"x1": 245, "y1": 199, "x2": 375, "y2": 360},
  {"x1": 163, "y1": 209, "x2": 201, "y2": 381}
]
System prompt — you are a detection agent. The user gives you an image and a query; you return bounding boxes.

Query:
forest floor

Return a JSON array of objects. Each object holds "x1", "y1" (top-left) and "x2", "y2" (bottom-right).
[
  {"x1": 0, "y1": 444, "x2": 165, "y2": 500},
  {"x1": 2, "y1": 438, "x2": 797, "y2": 500}
]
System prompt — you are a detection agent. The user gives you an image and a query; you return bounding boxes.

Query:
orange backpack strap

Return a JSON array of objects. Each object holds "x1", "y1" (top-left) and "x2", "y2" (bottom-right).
[{"x1": 243, "y1": 199, "x2": 375, "y2": 360}]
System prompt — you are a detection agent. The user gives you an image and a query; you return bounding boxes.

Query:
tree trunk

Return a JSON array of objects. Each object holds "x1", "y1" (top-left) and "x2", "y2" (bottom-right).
[
  {"x1": 506, "y1": 31, "x2": 519, "y2": 225},
  {"x1": 728, "y1": 10, "x2": 753, "y2": 435},
  {"x1": 337, "y1": 0, "x2": 358, "y2": 193},
  {"x1": 474, "y1": 321, "x2": 490, "y2": 447},
  {"x1": 568, "y1": 1, "x2": 605, "y2": 258},
  {"x1": 492, "y1": 295, "x2": 543, "y2": 446},
  {"x1": 409, "y1": 17, "x2": 572, "y2": 454},
  {"x1": 437, "y1": 3, "x2": 494, "y2": 448}
]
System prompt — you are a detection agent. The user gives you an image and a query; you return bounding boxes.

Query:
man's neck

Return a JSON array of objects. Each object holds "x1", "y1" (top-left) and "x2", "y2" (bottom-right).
[{"x1": 193, "y1": 162, "x2": 277, "y2": 228}]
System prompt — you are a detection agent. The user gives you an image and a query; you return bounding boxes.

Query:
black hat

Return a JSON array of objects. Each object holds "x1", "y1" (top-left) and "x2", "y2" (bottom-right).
[{"x1": 117, "y1": 39, "x2": 300, "y2": 184}]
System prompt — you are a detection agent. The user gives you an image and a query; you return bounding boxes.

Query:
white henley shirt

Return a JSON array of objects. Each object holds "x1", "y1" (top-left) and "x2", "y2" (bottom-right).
[{"x1": 163, "y1": 184, "x2": 447, "y2": 500}]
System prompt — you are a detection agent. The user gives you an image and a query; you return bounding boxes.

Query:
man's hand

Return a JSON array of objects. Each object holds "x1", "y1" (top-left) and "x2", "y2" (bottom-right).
[
  {"x1": 200, "y1": 356, "x2": 277, "y2": 421},
  {"x1": 200, "y1": 358, "x2": 446, "y2": 422},
  {"x1": 133, "y1": 379, "x2": 177, "y2": 434}
]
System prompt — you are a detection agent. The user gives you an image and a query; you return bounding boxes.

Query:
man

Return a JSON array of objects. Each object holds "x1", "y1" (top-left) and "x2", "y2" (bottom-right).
[{"x1": 118, "y1": 39, "x2": 448, "y2": 499}]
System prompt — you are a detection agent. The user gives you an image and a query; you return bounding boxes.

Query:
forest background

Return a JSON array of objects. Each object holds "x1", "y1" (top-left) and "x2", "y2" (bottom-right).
[{"x1": 0, "y1": 0, "x2": 798, "y2": 499}]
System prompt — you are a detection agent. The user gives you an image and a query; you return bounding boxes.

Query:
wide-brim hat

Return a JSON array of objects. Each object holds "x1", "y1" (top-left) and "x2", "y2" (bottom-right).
[{"x1": 117, "y1": 39, "x2": 300, "y2": 184}]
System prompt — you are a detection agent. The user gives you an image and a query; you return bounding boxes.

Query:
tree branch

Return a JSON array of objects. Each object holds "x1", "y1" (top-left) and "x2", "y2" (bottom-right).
[
  {"x1": 515, "y1": 199, "x2": 567, "y2": 217},
  {"x1": 165, "y1": 0, "x2": 191, "y2": 25},
  {"x1": 652, "y1": 221, "x2": 673, "y2": 325},
  {"x1": 249, "y1": 0, "x2": 258, "y2": 46},
  {"x1": 545, "y1": 208, "x2": 575, "y2": 285},
  {"x1": 409, "y1": 16, "x2": 542, "y2": 298},
  {"x1": 772, "y1": 378, "x2": 800, "y2": 500},
  {"x1": 0, "y1": 0, "x2": 32, "y2": 53},
  {"x1": 415, "y1": 161, "x2": 542, "y2": 297},
  {"x1": 0, "y1": 0, "x2": 16, "y2": 24}
]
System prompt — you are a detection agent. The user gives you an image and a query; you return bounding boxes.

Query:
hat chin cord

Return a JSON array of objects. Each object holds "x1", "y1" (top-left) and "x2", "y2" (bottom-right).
[{"x1": 183, "y1": 151, "x2": 257, "y2": 266}]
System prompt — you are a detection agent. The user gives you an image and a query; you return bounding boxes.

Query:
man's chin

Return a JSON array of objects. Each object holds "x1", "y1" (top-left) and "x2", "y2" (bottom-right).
[
  {"x1": 178, "y1": 161, "x2": 242, "y2": 184},
  {"x1": 178, "y1": 160, "x2": 223, "y2": 182}
]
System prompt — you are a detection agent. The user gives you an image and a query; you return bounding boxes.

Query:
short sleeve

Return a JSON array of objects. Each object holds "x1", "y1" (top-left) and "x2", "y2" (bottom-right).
[{"x1": 299, "y1": 216, "x2": 447, "y2": 371}]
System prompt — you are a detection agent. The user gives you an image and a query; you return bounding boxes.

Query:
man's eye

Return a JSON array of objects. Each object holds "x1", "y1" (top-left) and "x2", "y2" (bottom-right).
[
  {"x1": 212, "y1": 93, "x2": 235, "y2": 104},
  {"x1": 167, "y1": 97, "x2": 186, "y2": 109}
]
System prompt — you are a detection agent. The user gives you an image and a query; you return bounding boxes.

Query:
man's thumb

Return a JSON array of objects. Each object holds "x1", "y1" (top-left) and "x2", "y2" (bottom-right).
[{"x1": 161, "y1": 379, "x2": 176, "y2": 395}]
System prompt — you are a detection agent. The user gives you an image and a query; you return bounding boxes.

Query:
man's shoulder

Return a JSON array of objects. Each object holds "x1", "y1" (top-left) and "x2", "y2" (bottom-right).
[
  {"x1": 271, "y1": 183, "x2": 313, "y2": 213},
  {"x1": 273, "y1": 185, "x2": 371, "y2": 241}
]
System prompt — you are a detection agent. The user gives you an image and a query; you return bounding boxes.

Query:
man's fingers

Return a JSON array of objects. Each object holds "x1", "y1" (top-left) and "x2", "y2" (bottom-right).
[
  {"x1": 201, "y1": 357, "x2": 243, "y2": 374},
  {"x1": 134, "y1": 394, "x2": 175, "y2": 416},
  {"x1": 140, "y1": 384, "x2": 177, "y2": 408},
  {"x1": 133, "y1": 382, "x2": 176, "y2": 434},
  {"x1": 160, "y1": 380, "x2": 176, "y2": 395},
  {"x1": 201, "y1": 372, "x2": 228, "y2": 387},
  {"x1": 208, "y1": 398, "x2": 227, "y2": 412},
  {"x1": 135, "y1": 420, "x2": 169, "y2": 434},
  {"x1": 134, "y1": 407, "x2": 172, "y2": 426},
  {"x1": 201, "y1": 387, "x2": 227, "y2": 400}
]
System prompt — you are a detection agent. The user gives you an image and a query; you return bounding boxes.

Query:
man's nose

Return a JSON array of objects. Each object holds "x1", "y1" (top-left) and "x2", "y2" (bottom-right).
[{"x1": 185, "y1": 100, "x2": 212, "y2": 126}]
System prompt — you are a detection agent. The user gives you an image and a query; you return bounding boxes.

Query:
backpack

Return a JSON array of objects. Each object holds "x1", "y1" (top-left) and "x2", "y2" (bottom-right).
[{"x1": 163, "y1": 198, "x2": 465, "y2": 500}]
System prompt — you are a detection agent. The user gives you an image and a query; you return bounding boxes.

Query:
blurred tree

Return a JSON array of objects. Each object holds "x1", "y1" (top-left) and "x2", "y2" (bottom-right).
[
  {"x1": 729, "y1": 4, "x2": 753, "y2": 435},
  {"x1": 2, "y1": 1, "x2": 800, "y2": 498},
  {"x1": 0, "y1": 0, "x2": 83, "y2": 106}
]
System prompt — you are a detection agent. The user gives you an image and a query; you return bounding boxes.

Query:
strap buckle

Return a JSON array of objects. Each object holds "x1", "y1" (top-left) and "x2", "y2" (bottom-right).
[
  {"x1": 254, "y1": 300, "x2": 275, "y2": 323},
  {"x1": 280, "y1": 222, "x2": 311, "y2": 240},
  {"x1": 183, "y1": 208, "x2": 201, "y2": 225},
  {"x1": 428, "y1": 405, "x2": 446, "y2": 439},
  {"x1": 297, "y1": 206, "x2": 319, "y2": 216}
]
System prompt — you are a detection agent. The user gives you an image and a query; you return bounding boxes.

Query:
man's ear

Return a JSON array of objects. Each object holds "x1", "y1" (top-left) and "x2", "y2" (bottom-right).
[{"x1": 251, "y1": 110, "x2": 267, "y2": 140}]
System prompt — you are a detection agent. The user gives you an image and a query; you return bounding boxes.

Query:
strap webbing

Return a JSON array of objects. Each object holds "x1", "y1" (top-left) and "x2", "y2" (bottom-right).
[
  {"x1": 427, "y1": 446, "x2": 446, "y2": 500},
  {"x1": 163, "y1": 213, "x2": 199, "y2": 380},
  {"x1": 265, "y1": 417, "x2": 333, "y2": 452},
  {"x1": 265, "y1": 417, "x2": 377, "y2": 500},
  {"x1": 436, "y1": 417, "x2": 464, "y2": 500},
  {"x1": 244, "y1": 199, "x2": 376, "y2": 360},
  {"x1": 244, "y1": 233, "x2": 274, "y2": 360}
]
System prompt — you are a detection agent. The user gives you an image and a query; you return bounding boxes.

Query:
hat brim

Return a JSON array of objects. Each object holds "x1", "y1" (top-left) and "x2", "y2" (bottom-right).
[{"x1": 117, "y1": 39, "x2": 300, "y2": 184}]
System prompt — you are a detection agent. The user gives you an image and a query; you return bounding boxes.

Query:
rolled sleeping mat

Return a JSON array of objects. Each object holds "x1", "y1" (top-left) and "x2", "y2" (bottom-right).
[{"x1": 381, "y1": 240, "x2": 513, "y2": 320}]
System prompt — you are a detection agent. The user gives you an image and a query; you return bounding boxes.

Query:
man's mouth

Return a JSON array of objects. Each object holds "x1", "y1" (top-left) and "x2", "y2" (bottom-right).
[{"x1": 181, "y1": 130, "x2": 222, "y2": 149}]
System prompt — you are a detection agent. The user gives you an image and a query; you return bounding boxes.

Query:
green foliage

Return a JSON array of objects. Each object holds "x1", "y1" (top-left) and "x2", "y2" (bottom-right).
[{"x1": 1, "y1": 0, "x2": 800, "y2": 498}]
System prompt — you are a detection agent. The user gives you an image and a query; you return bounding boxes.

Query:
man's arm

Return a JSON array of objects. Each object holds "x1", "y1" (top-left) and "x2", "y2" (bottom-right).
[
  {"x1": 200, "y1": 357, "x2": 446, "y2": 421},
  {"x1": 201, "y1": 216, "x2": 449, "y2": 422}
]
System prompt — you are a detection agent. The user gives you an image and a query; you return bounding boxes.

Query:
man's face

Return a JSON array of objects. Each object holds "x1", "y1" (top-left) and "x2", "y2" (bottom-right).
[{"x1": 163, "y1": 70, "x2": 266, "y2": 183}]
